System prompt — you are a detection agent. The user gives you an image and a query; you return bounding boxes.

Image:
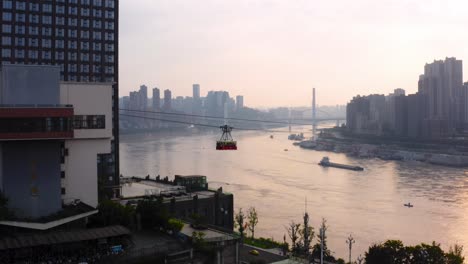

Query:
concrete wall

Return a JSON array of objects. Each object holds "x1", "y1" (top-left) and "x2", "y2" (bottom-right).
[
  {"x1": 0, "y1": 65, "x2": 60, "y2": 105},
  {"x1": 60, "y1": 83, "x2": 112, "y2": 139},
  {"x1": 2, "y1": 141, "x2": 61, "y2": 218},
  {"x1": 62, "y1": 139, "x2": 110, "y2": 208}
]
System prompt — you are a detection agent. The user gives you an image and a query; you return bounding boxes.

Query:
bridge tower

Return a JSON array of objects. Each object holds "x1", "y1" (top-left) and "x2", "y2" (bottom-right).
[{"x1": 312, "y1": 88, "x2": 317, "y2": 139}]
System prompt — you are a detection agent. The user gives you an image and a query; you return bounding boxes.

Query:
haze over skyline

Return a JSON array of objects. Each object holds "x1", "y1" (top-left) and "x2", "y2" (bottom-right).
[{"x1": 120, "y1": 0, "x2": 468, "y2": 107}]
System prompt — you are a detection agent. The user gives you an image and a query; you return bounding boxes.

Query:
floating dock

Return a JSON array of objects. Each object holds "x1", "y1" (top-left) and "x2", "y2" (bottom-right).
[{"x1": 318, "y1": 157, "x2": 364, "y2": 171}]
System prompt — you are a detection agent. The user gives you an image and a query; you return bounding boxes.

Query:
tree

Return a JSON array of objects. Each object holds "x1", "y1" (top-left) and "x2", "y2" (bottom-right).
[
  {"x1": 365, "y1": 240, "x2": 409, "y2": 264},
  {"x1": 167, "y1": 218, "x2": 184, "y2": 233},
  {"x1": 88, "y1": 199, "x2": 135, "y2": 228},
  {"x1": 136, "y1": 197, "x2": 169, "y2": 229},
  {"x1": 235, "y1": 208, "x2": 246, "y2": 242},
  {"x1": 446, "y1": 244, "x2": 465, "y2": 264},
  {"x1": 247, "y1": 207, "x2": 259, "y2": 239},
  {"x1": 286, "y1": 221, "x2": 301, "y2": 255},
  {"x1": 301, "y1": 211, "x2": 314, "y2": 257},
  {"x1": 312, "y1": 218, "x2": 333, "y2": 261}
]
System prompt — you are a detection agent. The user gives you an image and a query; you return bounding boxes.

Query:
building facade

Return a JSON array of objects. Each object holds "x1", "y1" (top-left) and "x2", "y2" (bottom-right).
[
  {"x1": 163, "y1": 89, "x2": 172, "y2": 110},
  {"x1": 152, "y1": 87, "x2": 160, "y2": 110},
  {"x1": 0, "y1": 0, "x2": 120, "y2": 199},
  {"x1": 0, "y1": 64, "x2": 111, "y2": 229}
]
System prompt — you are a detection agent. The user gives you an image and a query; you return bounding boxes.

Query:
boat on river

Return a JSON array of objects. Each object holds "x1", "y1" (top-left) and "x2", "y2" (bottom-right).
[
  {"x1": 404, "y1": 202, "x2": 414, "y2": 208},
  {"x1": 318, "y1": 157, "x2": 364, "y2": 171}
]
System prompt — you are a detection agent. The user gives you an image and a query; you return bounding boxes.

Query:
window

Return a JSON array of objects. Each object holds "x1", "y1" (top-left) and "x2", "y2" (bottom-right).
[
  {"x1": 42, "y1": 51, "x2": 52, "y2": 60},
  {"x1": 55, "y1": 40, "x2": 65, "y2": 48},
  {"x1": 105, "y1": 33, "x2": 114, "y2": 41},
  {"x1": 68, "y1": 41, "x2": 77, "y2": 49},
  {"x1": 28, "y1": 50, "x2": 38, "y2": 59},
  {"x1": 56, "y1": 17, "x2": 65, "y2": 25},
  {"x1": 93, "y1": 31, "x2": 101, "y2": 40},
  {"x1": 42, "y1": 27, "x2": 52, "y2": 36},
  {"x1": 105, "y1": 44, "x2": 114, "y2": 52},
  {"x1": 2, "y1": 25, "x2": 12, "y2": 33},
  {"x1": 56, "y1": 28, "x2": 65, "y2": 37},
  {"x1": 16, "y1": 2, "x2": 26, "y2": 10},
  {"x1": 15, "y1": 26, "x2": 25, "y2": 34},
  {"x1": 105, "y1": 11, "x2": 114, "y2": 19},
  {"x1": 16, "y1": 37, "x2": 25, "y2": 46},
  {"x1": 81, "y1": 53, "x2": 89, "y2": 62},
  {"x1": 93, "y1": 0, "x2": 102, "y2": 7},
  {"x1": 81, "y1": 0, "x2": 91, "y2": 4},
  {"x1": 69, "y1": 64, "x2": 77, "y2": 72},
  {"x1": 93, "y1": 65, "x2": 101, "y2": 72},
  {"x1": 106, "y1": 55, "x2": 114, "y2": 63},
  {"x1": 29, "y1": 3, "x2": 40, "y2": 12},
  {"x1": 15, "y1": 50, "x2": 25, "y2": 58},
  {"x1": 69, "y1": 0, "x2": 78, "y2": 4},
  {"x1": 81, "y1": 42, "x2": 89, "y2": 50},
  {"x1": 105, "y1": 66, "x2": 114, "y2": 74},
  {"x1": 93, "y1": 54, "x2": 101, "y2": 62},
  {"x1": 81, "y1": 19, "x2": 90, "y2": 27},
  {"x1": 93, "y1": 9, "x2": 102, "y2": 17},
  {"x1": 105, "y1": 0, "x2": 115, "y2": 8},
  {"x1": 105, "y1": 22, "x2": 114, "y2": 30},
  {"x1": 56, "y1": 6, "x2": 65, "y2": 14},
  {"x1": 43, "y1": 4, "x2": 53, "y2": 13},
  {"x1": 3, "y1": 12, "x2": 12, "y2": 21},
  {"x1": 68, "y1": 29, "x2": 77, "y2": 38},
  {"x1": 42, "y1": 16, "x2": 52, "y2": 24},
  {"x1": 55, "y1": 52, "x2": 65, "y2": 60},
  {"x1": 61, "y1": 171, "x2": 65, "y2": 179},
  {"x1": 93, "y1": 20, "x2": 102, "y2": 29},
  {"x1": 81, "y1": 8, "x2": 90, "y2": 16},
  {"x1": 68, "y1": 52, "x2": 77, "y2": 61},
  {"x1": 16, "y1": 13, "x2": 26, "y2": 23},
  {"x1": 69, "y1": 7, "x2": 78, "y2": 15},
  {"x1": 42, "y1": 39, "x2": 52, "y2": 48},
  {"x1": 61, "y1": 188, "x2": 66, "y2": 195},
  {"x1": 29, "y1": 26, "x2": 39, "y2": 35},
  {"x1": 81, "y1": 30, "x2": 89, "y2": 38},
  {"x1": 93, "y1": 43, "x2": 101, "y2": 51},
  {"x1": 81, "y1": 65, "x2": 89, "y2": 73},
  {"x1": 73, "y1": 115, "x2": 105, "y2": 129},
  {"x1": 3, "y1": 1, "x2": 12, "y2": 9},
  {"x1": 68, "y1": 18, "x2": 78, "y2": 27},
  {"x1": 28, "y1": 38, "x2": 39, "y2": 47},
  {"x1": 2, "y1": 49, "x2": 11, "y2": 58},
  {"x1": 2, "y1": 36, "x2": 12, "y2": 45},
  {"x1": 29, "y1": 14, "x2": 40, "y2": 23}
]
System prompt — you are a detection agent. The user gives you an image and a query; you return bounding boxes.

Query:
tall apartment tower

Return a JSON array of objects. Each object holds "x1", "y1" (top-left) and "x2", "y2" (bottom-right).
[
  {"x1": 419, "y1": 57, "x2": 463, "y2": 133},
  {"x1": 152, "y1": 87, "x2": 160, "y2": 110},
  {"x1": 193, "y1": 84, "x2": 200, "y2": 99},
  {"x1": 139, "y1": 85, "x2": 148, "y2": 110},
  {"x1": 0, "y1": 0, "x2": 120, "y2": 198},
  {"x1": 164, "y1": 89, "x2": 172, "y2": 110},
  {"x1": 236, "y1": 95, "x2": 244, "y2": 110}
]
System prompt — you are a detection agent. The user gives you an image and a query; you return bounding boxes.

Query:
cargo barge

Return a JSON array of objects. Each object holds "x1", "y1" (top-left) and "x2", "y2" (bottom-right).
[{"x1": 318, "y1": 157, "x2": 364, "y2": 171}]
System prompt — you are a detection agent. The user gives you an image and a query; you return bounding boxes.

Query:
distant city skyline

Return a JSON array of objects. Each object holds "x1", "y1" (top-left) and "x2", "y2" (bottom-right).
[{"x1": 119, "y1": 0, "x2": 468, "y2": 107}]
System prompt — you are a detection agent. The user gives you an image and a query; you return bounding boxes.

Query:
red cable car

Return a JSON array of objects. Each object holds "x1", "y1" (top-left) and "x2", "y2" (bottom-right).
[{"x1": 216, "y1": 125, "x2": 237, "y2": 150}]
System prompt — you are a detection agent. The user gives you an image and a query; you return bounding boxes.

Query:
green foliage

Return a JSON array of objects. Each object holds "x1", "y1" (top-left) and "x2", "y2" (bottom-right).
[
  {"x1": 88, "y1": 199, "x2": 135, "y2": 228},
  {"x1": 167, "y1": 218, "x2": 184, "y2": 233},
  {"x1": 301, "y1": 212, "x2": 314, "y2": 256},
  {"x1": 136, "y1": 197, "x2": 169, "y2": 230},
  {"x1": 312, "y1": 218, "x2": 334, "y2": 262},
  {"x1": 247, "y1": 207, "x2": 259, "y2": 239},
  {"x1": 287, "y1": 221, "x2": 301, "y2": 255},
  {"x1": 235, "y1": 208, "x2": 246, "y2": 242},
  {"x1": 365, "y1": 240, "x2": 464, "y2": 264},
  {"x1": 0, "y1": 191, "x2": 12, "y2": 220},
  {"x1": 243, "y1": 236, "x2": 285, "y2": 249},
  {"x1": 336, "y1": 259, "x2": 346, "y2": 264}
]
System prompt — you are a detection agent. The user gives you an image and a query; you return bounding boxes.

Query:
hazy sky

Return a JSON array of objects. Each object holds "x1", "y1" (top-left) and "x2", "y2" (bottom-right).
[{"x1": 120, "y1": 0, "x2": 468, "y2": 107}]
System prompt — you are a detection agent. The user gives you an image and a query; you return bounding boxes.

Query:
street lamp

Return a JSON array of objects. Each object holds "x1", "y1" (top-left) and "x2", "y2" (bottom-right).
[{"x1": 346, "y1": 234, "x2": 355, "y2": 264}]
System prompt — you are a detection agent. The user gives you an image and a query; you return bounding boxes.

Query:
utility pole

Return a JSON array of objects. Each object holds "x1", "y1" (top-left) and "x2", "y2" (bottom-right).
[
  {"x1": 346, "y1": 234, "x2": 355, "y2": 264},
  {"x1": 312, "y1": 88, "x2": 317, "y2": 139},
  {"x1": 320, "y1": 227, "x2": 324, "y2": 264}
]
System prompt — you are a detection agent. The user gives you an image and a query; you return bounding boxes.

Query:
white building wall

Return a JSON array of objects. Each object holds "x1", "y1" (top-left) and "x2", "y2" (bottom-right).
[{"x1": 59, "y1": 82, "x2": 112, "y2": 208}]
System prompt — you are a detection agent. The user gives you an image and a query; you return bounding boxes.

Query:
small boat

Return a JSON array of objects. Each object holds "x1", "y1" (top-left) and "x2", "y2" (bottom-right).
[
  {"x1": 270, "y1": 135, "x2": 274, "y2": 139},
  {"x1": 404, "y1": 203, "x2": 414, "y2": 208},
  {"x1": 318, "y1": 157, "x2": 364, "y2": 171},
  {"x1": 284, "y1": 149, "x2": 288, "y2": 151}
]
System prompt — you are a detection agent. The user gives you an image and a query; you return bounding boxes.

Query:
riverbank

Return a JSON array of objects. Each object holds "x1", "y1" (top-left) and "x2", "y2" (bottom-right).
[{"x1": 299, "y1": 131, "x2": 468, "y2": 167}]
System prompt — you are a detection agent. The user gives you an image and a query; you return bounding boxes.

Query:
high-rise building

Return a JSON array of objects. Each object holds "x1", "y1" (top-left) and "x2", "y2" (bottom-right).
[
  {"x1": 139, "y1": 85, "x2": 148, "y2": 110},
  {"x1": 153, "y1": 87, "x2": 160, "y2": 110},
  {"x1": 193, "y1": 84, "x2": 200, "y2": 99},
  {"x1": 164, "y1": 89, "x2": 172, "y2": 110},
  {"x1": 419, "y1": 57, "x2": 463, "y2": 133},
  {"x1": 236, "y1": 95, "x2": 244, "y2": 110},
  {"x1": 0, "y1": 0, "x2": 120, "y2": 198}
]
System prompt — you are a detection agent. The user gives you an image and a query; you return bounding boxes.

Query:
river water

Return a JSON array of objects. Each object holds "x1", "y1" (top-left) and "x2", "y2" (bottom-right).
[{"x1": 119, "y1": 126, "x2": 468, "y2": 259}]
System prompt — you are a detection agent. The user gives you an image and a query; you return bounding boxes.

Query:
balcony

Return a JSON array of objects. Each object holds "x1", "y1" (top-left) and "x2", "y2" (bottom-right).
[{"x1": 0, "y1": 105, "x2": 74, "y2": 140}]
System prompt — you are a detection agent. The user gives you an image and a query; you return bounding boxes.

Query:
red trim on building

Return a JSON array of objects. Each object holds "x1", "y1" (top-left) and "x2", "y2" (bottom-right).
[
  {"x1": 0, "y1": 131, "x2": 74, "y2": 140},
  {"x1": 0, "y1": 108, "x2": 74, "y2": 118}
]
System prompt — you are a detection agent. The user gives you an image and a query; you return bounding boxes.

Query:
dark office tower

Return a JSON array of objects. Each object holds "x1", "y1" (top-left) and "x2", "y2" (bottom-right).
[
  {"x1": 152, "y1": 87, "x2": 160, "y2": 110},
  {"x1": 193, "y1": 84, "x2": 200, "y2": 99},
  {"x1": 0, "y1": 0, "x2": 120, "y2": 199},
  {"x1": 164, "y1": 89, "x2": 172, "y2": 110}
]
